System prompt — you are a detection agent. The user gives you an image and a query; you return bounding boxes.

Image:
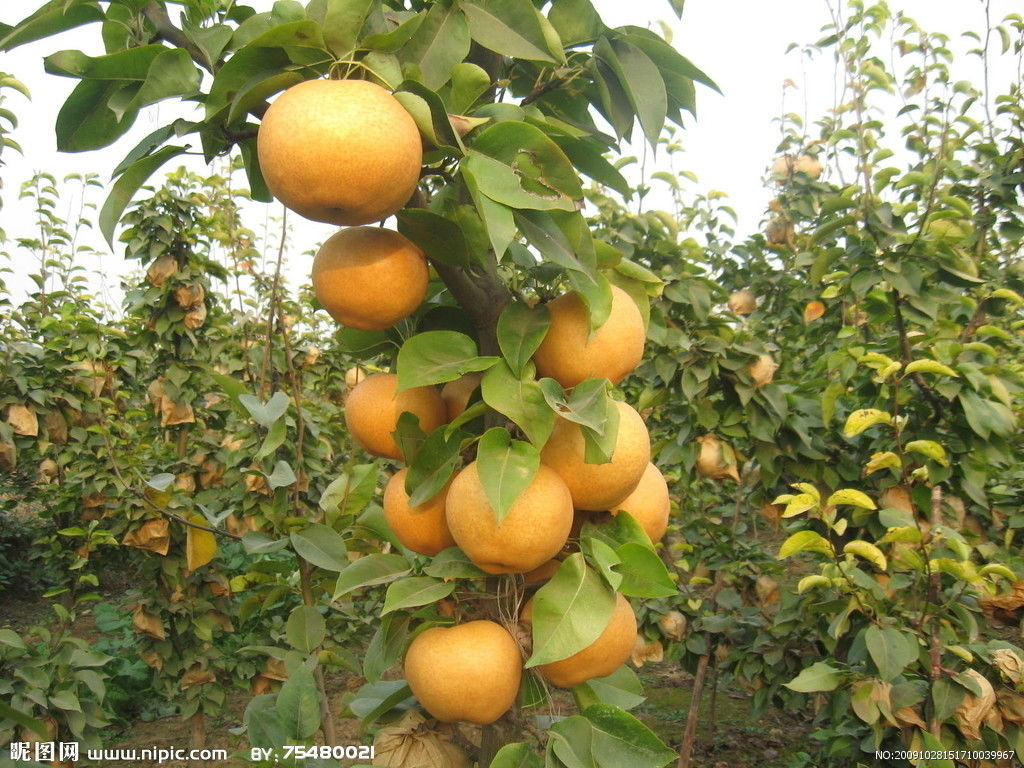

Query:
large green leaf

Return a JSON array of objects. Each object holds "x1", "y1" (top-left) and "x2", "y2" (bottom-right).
[
  {"x1": 526, "y1": 553, "x2": 615, "y2": 667},
  {"x1": 489, "y1": 742, "x2": 543, "y2": 768},
  {"x1": 244, "y1": 695, "x2": 289, "y2": 749},
  {"x1": 289, "y1": 524, "x2": 348, "y2": 572},
  {"x1": 462, "y1": 151, "x2": 576, "y2": 212},
  {"x1": 481, "y1": 361, "x2": 555, "y2": 447},
  {"x1": 864, "y1": 626, "x2": 918, "y2": 682},
  {"x1": 397, "y1": 209, "x2": 471, "y2": 267},
  {"x1": 497, "y1": 302, "x2": 551, "y2": 378},
  {"x1": 613, "y1": 542, "x2": 676, "y2": 597},
  {"x1": 363, "y1": 614, "x2": 411, "y2": 683},
  {"x1": 319, "y1": 464, "x2": 379, "y2": 523},
  {"x1": 276, "y1": 664, "x2": 320, "y2": 740},
  {"x1": 580, "y1": 704, "x2": 676, "y2": 768},
  {"x1": 99, "y1": 144, "x2": 189, "y2": 246},
  {"x1": 471, "y1": 120, "x2": 583, "y2": 202},
  {"x1": 396, "y1": 331, "x2": 499, "y2": 391},
  {"x1": 285, "y1": 605, "x2": 326, "y2": 653},
  {"x1": 0, "y1": 0, "x2": 104, "y2": 52},
  {"x1": 574, "y1": 666, "x2": 646, "y2": 711},
  {"x1": 405, "y1": 426, "x2": 467, "y2": 506},
  {"x1": 393, "y1": 79, "x2": 464, "y2": 153},
  {"x1": 314, "y1": 0, "x2": 374, "y2": 56},
  {"x1": 400, "y1": 1, "x2": 470, "y2": 89},
  {"x1": 784, "y1": 661, "x2": 843, "y2": 692},
  {"x1": 381, "y1": 576, "x2": 454, "y2": 615},
  {"x1": 547, "y1": 0, "x2": 605, "y2": 46},
  {"x1": 476, "y1": 427, "x2": 541, "y2": 523},
  {"x1": 461, "y1": 0, "x2": 559, "y2": 63},
  {"x1": 594, "y1": 36, "x2": 666, "y2": 147},
  {"x1": 332, "y1": 554, "x2": 410, "y2": 600},
  {"x1": 55, "y1": 79, "x2": 137, "y2": 152}
]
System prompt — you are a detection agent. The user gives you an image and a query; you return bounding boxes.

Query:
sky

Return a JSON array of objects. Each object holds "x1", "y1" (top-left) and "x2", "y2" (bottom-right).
[{"x1": 0, "y1": 0, "x2": 1019, "y2": 308}]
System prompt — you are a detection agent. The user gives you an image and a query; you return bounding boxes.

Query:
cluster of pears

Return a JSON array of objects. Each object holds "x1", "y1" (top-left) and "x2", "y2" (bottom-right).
[{"x1": 257, "y1": 78, "x2": 670, "y2": 727}]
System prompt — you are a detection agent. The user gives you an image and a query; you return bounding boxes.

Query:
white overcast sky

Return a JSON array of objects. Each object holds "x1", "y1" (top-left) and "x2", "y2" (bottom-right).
[{"x1": 0, "y1": 1, "x2": 1019, "y2": 307}]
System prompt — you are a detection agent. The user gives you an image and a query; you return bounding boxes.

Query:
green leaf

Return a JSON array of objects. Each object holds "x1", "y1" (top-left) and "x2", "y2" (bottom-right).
[
  {"x1": 241, "y1": 531, "x2": 291, "y2": 554},
  {"x1": 396, "y1": 331, "x2": 499, "y2": 391},
  {"x1": 392, "y1": 411, "x2": 428, "y2": 467},
  {"x1": 462, "y1": 150, "x2": 575, "y2": 211},
  {"x1": 778, "y1": 530, "x2": 834, "y2": 559},
  {"x1": 400, "y1": 1, "x2": 470, "y2": 89},
  {"x1": 574, "y1": 666, "x2": 646, "y2": 711},
  {"x1": 864, "y1": 626, "x2": 918, "y2": 682},
  {"x1": 904, "y1": 440, "x2": 949, "y2": 466},
  {"x1": 904, "y1": 359, "x2": 958, "y2": 377},
  {"x1": 580, "y1": 535, "x2": 623, "y2": 590},
  {"x1": 526, "y1": 553, "x2": 615, "y2": 667},
  {"x1": 245, "y1": 694, "x2": 289, "y2": 749},
  {"x1": 319, "y1": 464, "x2": 379, "y2": 521},
  {"x1": 1, "y1": 1, "x2": 105, "y2": 52},
  {"x1": 0, "y1": 628, "x2": 27, "y2": 650},
  {"x1": 362, "y1": 11, "x2": 426, "y2": 51},
  {"x1": 423, "y1": 547, "x2": 489, "y2": 579},
  {"x1": 381, "y1": 576, "x2": 455, "y2": 615},
  {"x1": 548, "y1": 0, "x2": 605, "y2": 45},
  {"x1": 489, "y1": 742, "x2": 544, "y2": 768},
  {"x1": 333, "y1": 554, "x2": 410, "y2": 600},
  {"x1": 471, "y1": 120, "x2": 582, "y2": 202},
  {"x1": 538, "y1": 378, "x2": 611, "y2": 434},
  {"x1": 393, "y1": 79, "x2": 464, "y2": 153},
  {"x1": 363, "y1": 614, "x2": 411, "y2": 683},
  {"x1": 239, "y1": 391, "x2": 290, "y2": 428},
  {"x1": 267, "y1": 460, "x2": 297, "y2": 490},
  {"x1": 406, "y1": 426, "x2": 467, "y2": 506},
  {"x1": 448, "y1": 61, "x2": 492, "y2": 113},
  {"x1": 55, "y1": 79, "x2": 138, "y2": 152},
  {"x1": 461, "y1": 160, "x2": 517, "y2": 258},
  {"x1": 594, "y1": 37, "x2": 667, "y2": 147},
  {"x1": 613, "y1": 542, "x2": 676, "y2": 597},
  {"x1": 497, "y1": 301, "x2": 551, "y2": 378},
  {"x1": 255, "y1": 418, "x2": 287, "y2": 460},
  {"x1": 0, "y1": 700, "x2": 49, "y2": 738},
  {"x1": 580, "y1": 704, "x2": 676, "y2": 768},
  {"x1": 290, "y1": 524, "x2": 348, "y2": 572},
  {"x1": 784, "y1": 661, "x2": 843, "y2": 692},
  {"x1": 316, "y1": 0, "x2": 374, "y2": 56},
  {"x1": 481, "y1": 361, "x2": 555, "y2": 447},
  {"x1": 842, "y1": 408, "x2": 892, "y2": 437},
  {"x1": 476, "y1": 427, "x2": 541, "y2": 523},
  {"x1": 285, "y1": 605, "x2": 326, "y2": 653},
  {"x1": 826, "y1": 489, "x2": 877, "y2": 509},
  {"x1": 276, "y1": 664, "x2": 319, "y2": 740},
  {"x1": 348, "y1": 680, "x2": 413, "y2": 730},
  {"x1": 462, "y1": 0, "x2": 559, "y2": 62},
  {"x1": 397, "y1": 209, "x2": 470, "y2": 267}
]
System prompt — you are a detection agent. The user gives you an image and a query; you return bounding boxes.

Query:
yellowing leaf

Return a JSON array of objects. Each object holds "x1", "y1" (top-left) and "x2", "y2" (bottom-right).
[
  {"x1": 844, "y1": 540, "x2": 887, "y2": 570},
  {"x1": 990, "y1": 288, "x2": 1024, "y2": 305},
  {"x1": 875, "y1": 361, "x2": 902, "y2": 381},
  {"x1": 797, "y1": 574, "x2": 832, "y2": 593},
  {"x1": 843, "y1": 409, "x2": 891, "y2": 437},
  {"x1": 826, "y1": 489, "x2": 877, "y2": 509},
  {"x1": 132, "y1": 605, "x2": 165, "y2": 640},
  {"x1": 781, "y1": 492, "x2": 818, "y2": 518},
  {"x1": 979, "y1": 564, "x2": 1016, "y2": 583},
  {"x1": 791, "y1": 483, "x2": 820, "y2": 502},
  {"x1": 864, "y1": 452, "x2": 901, "y2": 475},
  {"x1": 123, "y1": 518, "x2": 170, "y2": 555},
  {"x1": 778, "y1": 530, "x2": 834, "y2": 559},
  {"x1": 904, "y1": 440, "x2": 949, "y2": 466},
  {"x1": 186, "y1": 515, "x2": 216, "y2": 571},
  {"x1": 904, "y1": 359, "x2": 958, "y2": 377},
  {"x1": 946, "y1": 645, "x2": 974, "y2": 663}
]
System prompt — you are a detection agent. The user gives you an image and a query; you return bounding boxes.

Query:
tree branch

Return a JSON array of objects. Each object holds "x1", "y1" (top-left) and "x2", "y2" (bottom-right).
[
  {"x1": 143, "y1": 2, "x2": 214, "y2": 74},
  {"x1": 890, "y1": 290, "x2": 945, "y2": 416}
]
